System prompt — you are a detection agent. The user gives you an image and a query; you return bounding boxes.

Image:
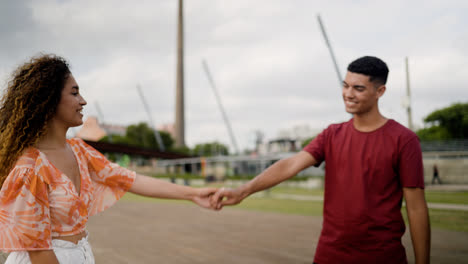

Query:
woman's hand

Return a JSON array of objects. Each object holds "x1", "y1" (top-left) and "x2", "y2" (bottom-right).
[{"x1": 191, "y1": 187, "x2": 219, "y2": 209}]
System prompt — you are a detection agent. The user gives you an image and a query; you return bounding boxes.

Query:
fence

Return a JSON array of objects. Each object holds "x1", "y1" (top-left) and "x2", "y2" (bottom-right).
[
  {"x1": 420, "y1": 139, "x2": 468, "y2": 152},
  {"x1": 153, "y1": 149, "x2": 468, "y2": 184}
]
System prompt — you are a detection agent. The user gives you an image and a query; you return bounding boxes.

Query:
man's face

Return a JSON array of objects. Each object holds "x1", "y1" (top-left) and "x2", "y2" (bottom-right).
[{"x1": 342, "y1": 71, "x2": 385, "y2": 116}]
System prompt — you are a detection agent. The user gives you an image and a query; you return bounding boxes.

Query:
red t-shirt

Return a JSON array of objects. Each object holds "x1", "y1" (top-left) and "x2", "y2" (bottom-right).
[{"x1": 303, "y1": 119, "x2": 424, "y2": 264}]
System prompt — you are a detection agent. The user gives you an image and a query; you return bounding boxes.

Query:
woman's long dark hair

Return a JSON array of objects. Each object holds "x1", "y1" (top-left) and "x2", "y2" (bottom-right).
[{"x1": 0, "y1": 54, "x2": 71, "y2": 188}]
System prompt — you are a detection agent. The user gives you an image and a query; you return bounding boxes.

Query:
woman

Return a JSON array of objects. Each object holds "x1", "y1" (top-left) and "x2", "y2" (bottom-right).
[{"x1": 0, "y1": 54, "x2": 217, "y2": 263}]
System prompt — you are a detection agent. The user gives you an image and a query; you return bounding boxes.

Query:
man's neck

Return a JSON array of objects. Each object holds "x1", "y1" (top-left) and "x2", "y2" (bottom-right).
[{"x1": 353, "y1": 110, "x2": 387, "y2": 132}]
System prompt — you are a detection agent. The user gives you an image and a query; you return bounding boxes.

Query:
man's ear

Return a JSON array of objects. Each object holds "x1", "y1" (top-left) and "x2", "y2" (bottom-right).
[{"x1": 376, "y1": 85, "x2": 386, "y2": 99}]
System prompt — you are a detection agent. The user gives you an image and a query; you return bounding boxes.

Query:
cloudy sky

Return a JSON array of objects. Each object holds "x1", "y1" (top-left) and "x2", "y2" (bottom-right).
[{"x1": 0, "y1": 0, "x2": 467, "y2": 152}]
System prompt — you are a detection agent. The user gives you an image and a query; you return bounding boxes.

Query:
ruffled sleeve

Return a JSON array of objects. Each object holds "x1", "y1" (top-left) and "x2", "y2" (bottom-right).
[
  {"x1": 0, "y1": 164, "x2": 52, "y2": 252},
  {"x1": 71, "y1": 138, "x2": 136, "y2": 216}
]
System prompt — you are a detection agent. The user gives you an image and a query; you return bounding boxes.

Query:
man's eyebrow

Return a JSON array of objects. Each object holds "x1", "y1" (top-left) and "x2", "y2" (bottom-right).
[
  {"x1": 72, "y1": 85, "x2": 79, "y2": 90},
  {"x1": 343, "y1": 81, "x2": 365, "y2": 89},
  {"x1": 352, "y1": 85, "x2": 366, "y2": 89}
]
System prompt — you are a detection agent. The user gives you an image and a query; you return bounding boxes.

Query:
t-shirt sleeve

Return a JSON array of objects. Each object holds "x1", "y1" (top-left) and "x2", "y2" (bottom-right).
[
  {"x1": 0, "y1": 166, "x2": 52, "y2": 252},
  {"x1": 398, "y1": 136, "x2": 425, "y2": 188},
  {"x1": 302, "y1": 127, "x2": 329, "y2": 167},
  {"x1": 74, "y1": 138, "x2": 136, "y2": 216}
]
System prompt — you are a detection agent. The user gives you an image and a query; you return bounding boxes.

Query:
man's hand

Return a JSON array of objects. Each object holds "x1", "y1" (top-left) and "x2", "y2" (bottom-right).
[{"x1": 210, "y1": 187, "x2": 247, "y2": 210}]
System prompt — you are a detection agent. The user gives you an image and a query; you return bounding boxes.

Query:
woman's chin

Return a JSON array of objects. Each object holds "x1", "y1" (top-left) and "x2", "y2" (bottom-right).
[{"x1": 70, "y1": 120, "x2": 83, "y2": 127}]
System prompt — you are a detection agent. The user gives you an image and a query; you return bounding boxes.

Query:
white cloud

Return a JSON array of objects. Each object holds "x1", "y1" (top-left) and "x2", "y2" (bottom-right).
[{"x1": 0, "y1": 0, "x2": 466, "y2": 152}]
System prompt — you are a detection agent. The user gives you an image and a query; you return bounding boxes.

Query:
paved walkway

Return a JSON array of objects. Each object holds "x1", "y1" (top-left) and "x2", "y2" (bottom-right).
[
  {"x1": 88, "y1": 202, "x2": 468, "y2": 264},
  {"x1": 1, "y1": 201, "x2": 467, "y2": 263}
]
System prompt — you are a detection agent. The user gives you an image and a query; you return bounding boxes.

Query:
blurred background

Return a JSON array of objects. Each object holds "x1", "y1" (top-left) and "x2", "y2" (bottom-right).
[
  {"x1": 0, "y1": 0, "x2": 466, "y2": 153},
  {"x1": 0, "y1": 1, "x2": 467, "y2": 263}
]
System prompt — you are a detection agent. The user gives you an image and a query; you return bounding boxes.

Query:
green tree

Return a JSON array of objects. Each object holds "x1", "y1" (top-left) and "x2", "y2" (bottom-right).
[
  {"x1": 99, "y1": 122, "x2": 174, "y2": 150},
  {"x1": 301, "y1": 136, "x2": 316, "y2": 148},
  {"x1": 126, "y1": 122, "x2": 174, "y2": 150},
  {"x1": 99, "y1": 134, "x2": 131, "y2": 145},
  {"x1": 171, "y1": 145, "x2": 192, "y2": 155},
  {"x1": 193, "y1": 142, "x2": 229, "y2": 156},
  {"x1": 415, "y1": 126, "x2": 451, "y2": 141},
  {"x1": 417, "y1": 102, "x2": 468, "y2": 140}
]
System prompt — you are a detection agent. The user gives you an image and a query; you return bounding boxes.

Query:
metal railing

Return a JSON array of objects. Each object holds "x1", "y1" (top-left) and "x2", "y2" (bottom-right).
[{"x1": 420, "y1": 139, "x2": 468, "y2": 152}]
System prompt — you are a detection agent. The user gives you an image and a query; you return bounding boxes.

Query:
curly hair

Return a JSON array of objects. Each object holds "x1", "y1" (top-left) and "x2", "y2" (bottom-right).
[
  {"x1": 0, "y1": 54, "x2": 71, "y2": 188},
  {"x1": 347, "y1": 56, "x2": 389, "y2": 86}
]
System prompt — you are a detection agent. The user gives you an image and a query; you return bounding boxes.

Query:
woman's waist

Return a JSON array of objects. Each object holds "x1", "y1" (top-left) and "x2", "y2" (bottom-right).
[{"x1": 52, "y1": 230, "x2": 87, "y2": 245}]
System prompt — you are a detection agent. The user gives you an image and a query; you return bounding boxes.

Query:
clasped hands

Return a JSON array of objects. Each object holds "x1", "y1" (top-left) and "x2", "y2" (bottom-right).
[{"x1": 193, "y1": 187, "x2": 246, "y2": 210}]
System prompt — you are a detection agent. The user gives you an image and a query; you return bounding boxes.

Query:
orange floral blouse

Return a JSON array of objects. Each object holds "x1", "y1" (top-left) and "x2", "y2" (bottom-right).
[{"x1": 0, "y1": 138, "x2": 136, "y2": 251}]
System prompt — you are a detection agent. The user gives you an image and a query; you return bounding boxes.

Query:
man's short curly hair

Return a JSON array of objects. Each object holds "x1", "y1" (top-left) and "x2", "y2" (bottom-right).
[{"x1": 347, "y1": 56, "x2": 389, "y2": 86}]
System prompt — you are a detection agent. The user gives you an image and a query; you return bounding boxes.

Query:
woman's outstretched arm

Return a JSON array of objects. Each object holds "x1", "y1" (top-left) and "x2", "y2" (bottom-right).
[{"x1": 129, "y1": 174, "x2": 218, "y2": 209}]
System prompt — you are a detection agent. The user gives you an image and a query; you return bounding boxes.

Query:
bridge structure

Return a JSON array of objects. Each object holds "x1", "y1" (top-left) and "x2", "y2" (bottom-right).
[
  {"x1": 86, "y1": 139, "x2": 468, "y2": 184},
  {"x1": 84, "y1": 140, "x2": 191, "y2": 159}
]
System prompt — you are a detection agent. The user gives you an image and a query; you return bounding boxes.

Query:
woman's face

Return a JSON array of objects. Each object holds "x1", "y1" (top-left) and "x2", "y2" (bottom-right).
[{"x1": 53, "y1": 74, "x2": 87, "y2": 128}]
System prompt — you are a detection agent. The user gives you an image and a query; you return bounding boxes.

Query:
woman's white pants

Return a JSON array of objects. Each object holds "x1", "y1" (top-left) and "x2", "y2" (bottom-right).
[{"x1": 5, "y1": 235, "x2": 94, "y2": 264}]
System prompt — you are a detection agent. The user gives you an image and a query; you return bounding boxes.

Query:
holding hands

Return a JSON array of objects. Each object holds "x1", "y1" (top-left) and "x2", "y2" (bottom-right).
[
  {"x1": 191, "y1": 187, "x2": 221, "y2": 209},
  {"x1": 210, "y1": 187, "x2": 248, "y2": 210},
  {"x1": 195, "y1": 155, "x2": 304, "y2": 210},
  {"x1": 208, "y1": 155, "x2": 307, "y2": 210}
]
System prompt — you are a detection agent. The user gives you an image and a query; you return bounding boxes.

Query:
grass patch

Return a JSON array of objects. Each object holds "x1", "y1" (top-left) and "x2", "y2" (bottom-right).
[
  {"x1": 402, "y1": 208, "x2": 468, "y2": 233},
  {"x1": 122, "y1": 190, "x2": 324, "y2": 216},
  {"x1": 233, "y1": 197, "x2": 323, "y2": 216},
  {"x1": 425, "y1": 191, "x2": 468, "y2": 205},
  {"x1": 269, "y1": 187, "x2": 468, "y2": 205},
  {"x1": 428, "y1": 209, "x2": 468, "y2": 232},
  {"x1": 269, "y1": 186, "x2": 324, "y2": 196},
  {"x1": 122, "y1": 192, "x2": 191, "y2": 205},
  {"x1": 122, "y1": 186, "x2": 468, "y2": 233}
]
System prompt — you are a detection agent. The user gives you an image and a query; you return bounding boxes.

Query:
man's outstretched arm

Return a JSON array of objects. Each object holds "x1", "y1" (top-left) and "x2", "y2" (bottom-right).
[
  {"x1": 211, "y1": 151, "x2": 317, "y2": 209},
  {"x1": 403, "y1": 187, "x2": 431, "y2": 264}
]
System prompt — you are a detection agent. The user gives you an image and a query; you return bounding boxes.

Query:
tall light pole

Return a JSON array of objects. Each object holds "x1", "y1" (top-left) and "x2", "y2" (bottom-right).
[
  {"x1": 136, "y1": 84, "x2": 165, "y2": 151},
  {"x1": 174, "y1": 0, "x2": 185, "y2": 147},
  {"x1": 317, "y1": 14, "x2": 343, "y2": 86},
  {"x1": 405, "y1": 57, "x2": 414, "y2": 131},
  {"x1": 202, "y1": 59, "x2": 240, "y2": 155}
]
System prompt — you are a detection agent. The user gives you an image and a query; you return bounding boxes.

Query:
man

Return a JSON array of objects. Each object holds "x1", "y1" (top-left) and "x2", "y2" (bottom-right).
[
  {"x1": 211, "y1": 56, "x2": 430, "y2": 264},
  {"x1": 432, "y1": 164, "x2": 442, "y2": 184}
]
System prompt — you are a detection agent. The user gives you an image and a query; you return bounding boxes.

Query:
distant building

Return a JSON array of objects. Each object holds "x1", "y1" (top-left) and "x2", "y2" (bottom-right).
[
  {"x1": 257, "y1": 138, "x2": 301, "y2": 155},
  {"x1": 76, "y1": 116, "x2": 126, "y2": 141},
  {"x1": 277, "y1": 124, "x2": 318, "y2": 140},
  {"x1": 101, "y1": 123, "x2": 126, "y2": 137},
  {"x1": 255, "y1": 124, "x2": 321, "y2": 155}
]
